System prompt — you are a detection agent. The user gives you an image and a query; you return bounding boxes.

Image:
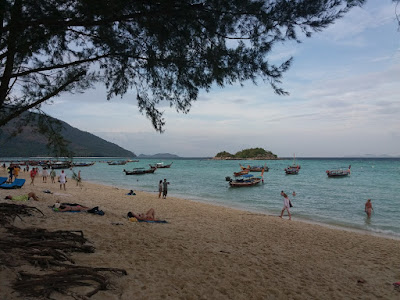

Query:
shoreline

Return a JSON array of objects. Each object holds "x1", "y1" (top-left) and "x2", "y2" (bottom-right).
[
  {"x1": 1, "y1": 170, "x2": 400, "y2": 299},
  {"x1": 88, "y1": 177, "x2": 400, "y2": 241}
]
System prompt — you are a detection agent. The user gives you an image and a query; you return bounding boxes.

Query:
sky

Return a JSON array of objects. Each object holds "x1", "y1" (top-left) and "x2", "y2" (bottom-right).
[{"x1": 42, "y1": 0, "x2": 400, "y2": 158}]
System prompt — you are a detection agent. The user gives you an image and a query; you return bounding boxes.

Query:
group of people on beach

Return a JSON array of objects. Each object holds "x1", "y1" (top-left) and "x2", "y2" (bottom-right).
[
  {"x1": 6, "y1": 164, "x2": 20, "y2": 182},
  {"x1": 27, "y1": 167, "x2": 81, "y2": 191},
  {"x1": 29, "y1": 168, "x2": 68, "y2": 190}
]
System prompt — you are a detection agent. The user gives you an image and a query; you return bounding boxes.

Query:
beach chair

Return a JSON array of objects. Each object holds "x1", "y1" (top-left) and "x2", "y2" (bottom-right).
[
  {"x1": 0, "y1": 177, "x2": 8, "y2": 185},
  {"x1": 0, "y1": 178, "x2": 26, "y2": 189}
]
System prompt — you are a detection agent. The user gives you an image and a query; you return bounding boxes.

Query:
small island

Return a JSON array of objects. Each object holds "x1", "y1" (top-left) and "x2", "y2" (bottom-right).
[{"x1": 213, "y1": 147, "x2": 279, "y2": 160}]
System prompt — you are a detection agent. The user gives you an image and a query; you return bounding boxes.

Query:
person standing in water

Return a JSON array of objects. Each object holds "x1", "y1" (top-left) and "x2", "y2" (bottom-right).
[{"x1": 365, "y1": 199, "x2": 373, "y2": 218}]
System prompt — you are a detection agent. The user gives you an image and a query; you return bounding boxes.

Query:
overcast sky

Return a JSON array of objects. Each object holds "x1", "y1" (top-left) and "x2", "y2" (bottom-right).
[{"x1": 42, "y1": 0, "x2": 400, "y2": 158}]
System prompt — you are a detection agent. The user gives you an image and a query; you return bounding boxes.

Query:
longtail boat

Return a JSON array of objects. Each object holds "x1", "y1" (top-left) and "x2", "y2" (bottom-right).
[{"x1": 326, "y1": 165, "x2": 351, "y2": 177}]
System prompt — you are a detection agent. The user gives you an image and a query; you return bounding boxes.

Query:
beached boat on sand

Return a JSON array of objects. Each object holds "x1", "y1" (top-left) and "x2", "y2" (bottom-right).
[{"x1": 326, "y1": 165, "x2": 351, "y2": 177}]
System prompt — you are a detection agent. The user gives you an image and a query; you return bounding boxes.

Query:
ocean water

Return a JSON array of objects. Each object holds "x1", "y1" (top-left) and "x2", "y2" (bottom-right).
[{"x1": 3, "y1": 157, "x2": 400, "y2": 238}]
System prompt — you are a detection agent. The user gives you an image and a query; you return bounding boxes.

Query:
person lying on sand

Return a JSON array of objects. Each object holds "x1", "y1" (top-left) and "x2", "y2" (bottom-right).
[
  {"x1": 5, "y1": 192, "x2": 39, "y2": 201},
  {"x1": 52, "y1": 201, "x2": 104, "y2": 215},
  {"x1": 127, "y1": 208, "x2": 157, "y2": 221},
  {"x1": 53, "y1": 201, "x2": 90, "y2": 212}
]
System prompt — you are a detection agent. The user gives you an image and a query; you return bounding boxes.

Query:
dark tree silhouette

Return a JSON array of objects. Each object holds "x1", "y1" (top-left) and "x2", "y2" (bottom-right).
[{"x1": 1, "y1": 0, "x2": 365, "y2": 134}]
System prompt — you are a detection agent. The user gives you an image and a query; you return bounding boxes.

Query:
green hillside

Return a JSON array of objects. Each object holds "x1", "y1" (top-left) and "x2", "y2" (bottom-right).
[{"x1": 0, "y1": 114, "x2": 135, "y2": 157}]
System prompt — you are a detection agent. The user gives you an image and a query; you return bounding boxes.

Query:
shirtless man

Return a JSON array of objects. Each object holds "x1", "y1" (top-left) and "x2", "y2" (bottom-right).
[{"x1": 365, "y1": 199, "x2": 373, "y2": 218}]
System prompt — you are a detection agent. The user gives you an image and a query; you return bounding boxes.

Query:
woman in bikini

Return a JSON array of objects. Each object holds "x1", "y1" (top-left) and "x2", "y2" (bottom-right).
[{"x1": 128, "y1": 208, "x2": 157, "y2": 221}]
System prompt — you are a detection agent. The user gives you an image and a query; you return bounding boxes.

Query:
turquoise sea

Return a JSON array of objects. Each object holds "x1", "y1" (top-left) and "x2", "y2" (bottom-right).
[{"x1": 3, "y1": 157, "x2": 400, "y2": 238}]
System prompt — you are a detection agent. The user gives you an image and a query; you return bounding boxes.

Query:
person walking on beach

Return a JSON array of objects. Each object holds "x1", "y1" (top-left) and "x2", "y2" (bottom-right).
[
  {"x1": 50, "y1": 168, "x2": 56, "y2": 183},
  {"x1": 365, "y1": 199, "x2": 373, "y2": 218},
  {"x1": 280, "y1": 191, "x2": 292, "y2": 220},
  {"x1": 158, "y1": 180, "x2": 163, "y2": 198},
  {"x1": 76, "y1": 170, "x2": 81, "y2": 186},
  {"x1": 59, "y1": 170, "x2": 67, "y2": 190},
  {"x1": 42, "y1": 167, "x2": 48, "y2": 183},
  {"x1": 30, "y1": 167, "x2": 37, "y2": 185},
  {"x1": 162, "y1": 179, "x2": 169, "y2": 199}
]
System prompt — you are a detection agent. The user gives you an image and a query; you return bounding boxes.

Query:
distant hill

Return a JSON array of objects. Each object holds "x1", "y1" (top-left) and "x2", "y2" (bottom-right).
[
  {"x1": 213, "y1": 147, "x2": 278, "y2": 160},
  {"x1": 138, "y1": 153, "x2": 180, "y2": 158},
  {"x1": 0, "y1": 113, "x2": 135, "y2": 157}
]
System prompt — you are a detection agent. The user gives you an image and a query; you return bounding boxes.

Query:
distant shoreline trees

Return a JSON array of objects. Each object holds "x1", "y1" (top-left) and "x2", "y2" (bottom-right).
[{"x1": 214, "y1": 148, "x2": 278, "y2": 160}]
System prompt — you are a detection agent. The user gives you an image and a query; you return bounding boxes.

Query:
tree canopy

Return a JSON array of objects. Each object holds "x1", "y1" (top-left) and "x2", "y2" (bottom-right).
[{"x1": 1, "y1": 0, "x2": 365, "y2": 133}]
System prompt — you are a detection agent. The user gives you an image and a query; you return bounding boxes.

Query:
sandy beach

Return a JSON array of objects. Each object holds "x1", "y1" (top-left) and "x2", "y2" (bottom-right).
[{"x1": 1, "y1": 169, "x2": 399, "y2": 299}]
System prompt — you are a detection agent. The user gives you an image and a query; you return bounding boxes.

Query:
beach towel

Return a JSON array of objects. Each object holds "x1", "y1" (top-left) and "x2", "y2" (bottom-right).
[
  {"x1": 52, "y1": 208, "x2": 82, "y2": 213},
  {"x1": 129, "y1": 217, "x2": 167, "y2": 223},
  {"x1": 138, "y1": 219, "x2": 168, "y2": 223}
]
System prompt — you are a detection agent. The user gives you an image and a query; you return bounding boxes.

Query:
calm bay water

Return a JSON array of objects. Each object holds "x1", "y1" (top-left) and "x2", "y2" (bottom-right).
[{"x1": 4, "y1": 157, "x2": 400, "y2": 238}]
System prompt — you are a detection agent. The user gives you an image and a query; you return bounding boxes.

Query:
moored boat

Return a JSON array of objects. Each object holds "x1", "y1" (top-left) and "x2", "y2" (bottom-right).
[
  {"x1": 123, "y1": 166, "x2": 157, "y2": 175},
  {"x1": 233, "y1": 169, "x2": 250, "y2": 177},
  {"x1": 326, "y1": 165, "x2": 351, "y2": 177},
  {"x1": 285, "y1": 154, "x2": 300, "y2": 174},
  {"x1": 240, "y1": 163, "x2": 269, "y2": 172},
  {"x1": 149, "y1": 162, "x2": 173, "y2": 168},
  {"x1": 285, "y1": 166, "x2": 300, "y2": 175},
  {"x1": 72, "y1": 162, "x2": 95, "y2": 167},
  {"x1": 48, "y1": 161, "x2": 72, "y2": 169},
  {"x1": 108, "y1": 160, "x2": 127, "y2": 165},
  {"x1": 229, "y1": 174, "x2": 262, "y2": 187}
]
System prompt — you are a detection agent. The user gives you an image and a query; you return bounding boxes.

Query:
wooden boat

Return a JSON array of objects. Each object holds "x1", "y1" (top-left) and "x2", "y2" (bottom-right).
[
  {"x1": 108, "y1": 160, "x2": 127, "y2": 165},
  {"x1": 48, "y1": 162, "x2": 71, "y2": 169},
  {"x1": 123, "y1": 167, "x2": 157, "y2": 175},
  {"x1": 233, "y1": 169, "x2": 250, "y2": 177},
  {"x1": 72, "y1": 162, "x2": 95, "y2": 167},
  {"x1": 285, "y1": 166, "x2": 300, "y2": 175},
  {"x1": 229, "y1": 174, "x2": 262, "y2": 187},
  {"x1": 326, "y1": 165, "x2": 351, "y2": 177},
  {"x1": 149, "y1": 162, "x2": 173, "y2": 168},
  {"x1": 285, "y1": 154, "x2": 300, "y2": 174},
  {"x1": 240, "y1": 163, "x2": 269, "y2": 172}
]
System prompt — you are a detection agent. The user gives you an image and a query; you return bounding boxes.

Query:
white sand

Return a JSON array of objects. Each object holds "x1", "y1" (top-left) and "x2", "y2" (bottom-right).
[{"x1": 1, "y1": 169, "x2": 399, "y2": 299}]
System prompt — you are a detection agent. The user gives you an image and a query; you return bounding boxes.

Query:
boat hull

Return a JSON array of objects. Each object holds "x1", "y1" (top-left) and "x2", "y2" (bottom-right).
[
  {"x1": 229, "y1": 178, "x2": 262, "y2": 187},
  {"x1": 124, "y1": 167, "x2": 157, "y2": 175}
]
